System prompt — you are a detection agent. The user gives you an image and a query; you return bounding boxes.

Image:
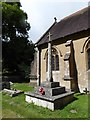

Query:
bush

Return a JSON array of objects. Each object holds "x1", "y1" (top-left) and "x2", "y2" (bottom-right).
[{"x1": 18, "y1": 63, "x2": 30, "y2": 80}]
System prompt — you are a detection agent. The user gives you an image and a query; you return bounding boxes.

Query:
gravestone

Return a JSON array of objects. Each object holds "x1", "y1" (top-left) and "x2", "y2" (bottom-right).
[
  {"x1": 1, "y1": 81, "x2": 10, "y2": 90},
  {"x1": 3, "y1": 88, "x2": 24, "y2": 97}
]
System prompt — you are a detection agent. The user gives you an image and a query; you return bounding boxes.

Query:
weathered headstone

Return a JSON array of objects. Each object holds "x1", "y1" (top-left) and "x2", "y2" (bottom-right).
[
  {"x1": 1, "y1": 81, "x2": 10, "y2": 90},
  {"x1": 3, "y1": 88, "x2": 24, "y2": 97}
]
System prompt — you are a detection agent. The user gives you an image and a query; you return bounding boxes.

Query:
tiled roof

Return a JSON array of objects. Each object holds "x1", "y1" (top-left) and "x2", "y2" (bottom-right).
[{"x1": 36, "y1": 6, "x2": 90, "y2": 46}]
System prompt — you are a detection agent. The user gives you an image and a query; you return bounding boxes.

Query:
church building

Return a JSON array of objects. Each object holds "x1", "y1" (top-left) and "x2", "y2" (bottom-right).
[{"x1": 35, "y1": 6, "x2": 90, "y2": 92}]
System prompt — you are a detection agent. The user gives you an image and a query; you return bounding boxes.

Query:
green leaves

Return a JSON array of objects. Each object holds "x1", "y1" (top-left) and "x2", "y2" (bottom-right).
[
  {"x1": 2, "y1": 2, "x2": 30, "y2": 41},
  {"x1": 2, "y1": 2, "x2": 35, "y2": 80}
]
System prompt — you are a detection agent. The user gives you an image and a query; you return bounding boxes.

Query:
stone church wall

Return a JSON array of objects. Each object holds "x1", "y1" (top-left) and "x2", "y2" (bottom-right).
[{"x1": 40, "y1": 36, "x2": 89, "y2": 92}]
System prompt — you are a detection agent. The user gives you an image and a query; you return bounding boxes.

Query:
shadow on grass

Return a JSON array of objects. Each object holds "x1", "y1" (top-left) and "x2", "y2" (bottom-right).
[
  {"x1": 58, "y1": 96, "x2": 78, "y2": 110},
  {"x1": 74, "y1": 92, "x2": 85, "y2": 96}
]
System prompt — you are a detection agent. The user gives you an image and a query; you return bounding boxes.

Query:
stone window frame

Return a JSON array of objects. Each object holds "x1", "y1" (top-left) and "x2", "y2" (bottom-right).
[
  {"x1": 45, "y1": 47, "x2": 61, "y2": 72},
  {"x1": 81, "y1": 37, "x2": 90, "y2": 71},
  {"x1": 86, "y1": 41, "x2": 90, "y2": 70},
  {"x1": 87, "y1": 49, "x2": 90, "y2": 70}
]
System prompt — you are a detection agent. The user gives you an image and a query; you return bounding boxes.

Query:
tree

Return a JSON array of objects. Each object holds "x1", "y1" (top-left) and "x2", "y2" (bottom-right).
[
  {"x1": 2, "y1": 2, "x2": 30, "y2": 41},
  {"x1": 2, "y1": 2, "x2": 35, "y2": 80}
]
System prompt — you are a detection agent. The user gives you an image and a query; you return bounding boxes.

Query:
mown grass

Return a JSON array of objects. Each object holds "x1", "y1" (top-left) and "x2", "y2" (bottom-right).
[
  {"x1": 11, "y1": 83, "x2": 34, "y2": 92},
  {"x1": 1, "y1": 83, "x2": 90, "y2": 119},
  {"x1": 0, "y1": 91, "x2": 2, "y2": 120}
]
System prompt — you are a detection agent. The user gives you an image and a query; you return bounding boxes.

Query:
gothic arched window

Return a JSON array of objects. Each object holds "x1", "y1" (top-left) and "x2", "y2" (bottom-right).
[
  {"x1": 87, "y1": 49, "x2": 90, "y2": 70},
  {"x1": 86, "y1": 40, "x2": 90, "y2": 70},
  {"x1": 46, "y1": 48, "x2": 59, "y2": 71}
]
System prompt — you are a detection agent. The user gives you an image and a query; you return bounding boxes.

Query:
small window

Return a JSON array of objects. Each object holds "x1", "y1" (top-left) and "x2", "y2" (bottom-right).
[
  {"x1": 52, "y1": 55, "x2": 55, "y2": 70},
  {"x1": 87, "y1": 49, "x2": 90, "y2": 70},
  {"x1": 56, "y1": 55, "x2": 59, "y2": 70},
  {"x1": 46, "y1": 48, "x2": 59, "y2": 71}
]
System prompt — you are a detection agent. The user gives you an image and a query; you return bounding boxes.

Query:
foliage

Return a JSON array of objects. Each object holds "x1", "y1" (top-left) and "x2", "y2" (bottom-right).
[
  {"x1": 2, "y1": 39, "x2": 35, "y2": 77},
  {"x1": 18, "y1": 63, "x2": 29, "y2": 79},
  {"x1": 2, "y1": 83, "x2": 89, "y2": 119},
  {"x1": 2, "y1": 2, "x2": 30, "y2": 41},
  {"x1": 1, "y1": 2, "x2": 35, "y2": 79}
]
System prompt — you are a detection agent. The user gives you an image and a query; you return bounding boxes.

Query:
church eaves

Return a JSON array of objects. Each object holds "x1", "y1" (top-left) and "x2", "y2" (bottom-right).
[{"x1": 36, "y1": 6, "x2": 90, "y2": 46}]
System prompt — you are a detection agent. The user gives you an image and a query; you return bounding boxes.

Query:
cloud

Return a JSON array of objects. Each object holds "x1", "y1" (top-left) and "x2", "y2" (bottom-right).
[{"x1": 20, "y1": 0, "x2": 88, "y2": 43}]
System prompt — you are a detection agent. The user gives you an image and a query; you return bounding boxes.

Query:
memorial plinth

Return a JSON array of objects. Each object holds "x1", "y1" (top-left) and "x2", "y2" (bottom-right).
[
  {"x1": 35, "y1": 81, "x2": 66, "y2": 97},
  {"x1": 25, "y1": 81, "x2": 74, "y2": 110}
]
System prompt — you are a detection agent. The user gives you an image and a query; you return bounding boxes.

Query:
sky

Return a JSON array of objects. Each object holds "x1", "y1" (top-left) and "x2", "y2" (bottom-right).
[{"x1": 20, "y1": 0, "x2": 89, "y2": 43}]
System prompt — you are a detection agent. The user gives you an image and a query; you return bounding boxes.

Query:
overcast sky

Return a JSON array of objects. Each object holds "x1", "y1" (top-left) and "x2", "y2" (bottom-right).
[{"x1": 20, "y1": 0, "x2": 89, "y2": 43}]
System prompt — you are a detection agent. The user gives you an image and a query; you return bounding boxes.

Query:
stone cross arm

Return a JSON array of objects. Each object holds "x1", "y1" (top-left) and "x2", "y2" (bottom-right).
[{"x1": 47, "y1": 32, "x2": 52, "y2": 42}]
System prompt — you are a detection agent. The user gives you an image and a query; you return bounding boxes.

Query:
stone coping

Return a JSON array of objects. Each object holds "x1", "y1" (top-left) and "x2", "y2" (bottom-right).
[{"x1": 24, "y1": 91, "x2": 74, "y2": 102}]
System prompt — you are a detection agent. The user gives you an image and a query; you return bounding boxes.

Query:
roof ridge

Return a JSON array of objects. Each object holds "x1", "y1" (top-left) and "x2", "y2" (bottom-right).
[
  {"x1": 36, "y1": 6, "x2": 90, "y2": 46},
  {"x1": 60, "y1": 6, "x2": 88, "y2": 21}
]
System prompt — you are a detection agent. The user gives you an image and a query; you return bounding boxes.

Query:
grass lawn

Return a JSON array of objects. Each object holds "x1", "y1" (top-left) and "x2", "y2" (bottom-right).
[{"x1": 1, "y1": 83, "x2": 90, "y2": 119}]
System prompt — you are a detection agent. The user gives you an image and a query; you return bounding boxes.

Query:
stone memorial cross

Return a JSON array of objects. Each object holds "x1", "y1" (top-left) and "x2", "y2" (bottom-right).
[{"x1": 47, "y1": 32, "x2": 53, "y2": 82}]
